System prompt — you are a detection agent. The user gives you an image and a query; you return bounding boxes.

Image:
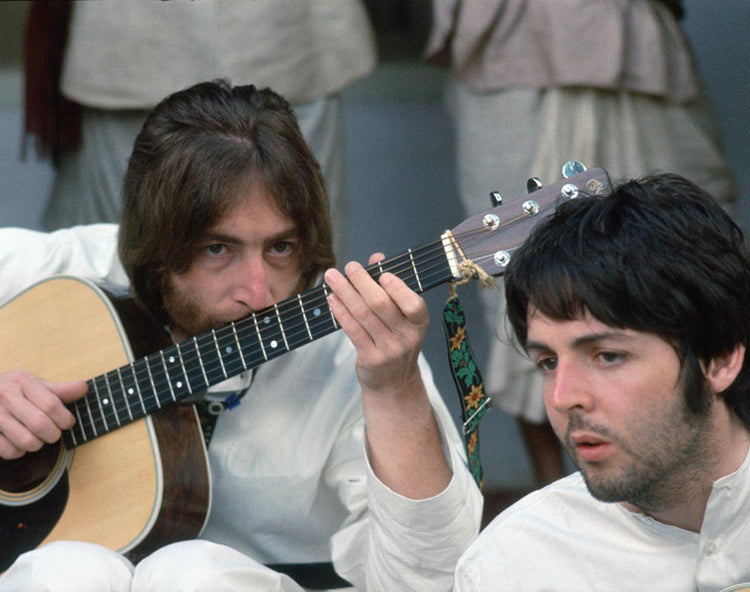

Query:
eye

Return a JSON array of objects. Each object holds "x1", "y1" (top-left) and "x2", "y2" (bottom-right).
[
  {"x1": 596, "y1": 351, "x2": 624, "y2": 365},
  {"x1": 536, "y1": 356, "x2": 557, "y2": 373},
  {"x1": 271, "y1": 241, "x2": 291, "y2": 255},
  {"x1": 206, "y1": 243, "x2": 227, "y2": 256}
]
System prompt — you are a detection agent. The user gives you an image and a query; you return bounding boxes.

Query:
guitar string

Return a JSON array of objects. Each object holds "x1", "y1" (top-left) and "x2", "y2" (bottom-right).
[
  {"x1": 69, "y1": 225, "x2": 510, "y2": 441},
  {"x1": 68, "y1": 224, "x2": 514, "y2": 442},
  {"x1": 68, "y1": 220, "x2": 527, "y2": 442},
  {"x1": 70, "y1": 238, "x2": 458, "y2": 440}
]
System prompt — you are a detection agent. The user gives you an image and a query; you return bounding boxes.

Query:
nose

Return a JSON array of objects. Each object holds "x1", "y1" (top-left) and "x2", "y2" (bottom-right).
[
  {"x1": 545, "y1": 357, "x2": 594, "y2": 414},
  {"x1": 233, "y1": 254, "x2": 273, "y2": 311}
]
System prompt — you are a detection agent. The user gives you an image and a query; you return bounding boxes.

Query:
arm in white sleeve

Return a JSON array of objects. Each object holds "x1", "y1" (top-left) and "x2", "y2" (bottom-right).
[
  {"x1": 0, "y1": 224, "x2": 127, "y2": 306},
  {"x1": 330, "y1": 355, "x2": 483, "y2": 591}
]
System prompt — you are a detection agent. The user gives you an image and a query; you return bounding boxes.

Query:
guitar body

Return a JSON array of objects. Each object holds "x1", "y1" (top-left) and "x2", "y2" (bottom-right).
[{"x1": 0, "y1": 277, "x2": 211, "y2": 570}]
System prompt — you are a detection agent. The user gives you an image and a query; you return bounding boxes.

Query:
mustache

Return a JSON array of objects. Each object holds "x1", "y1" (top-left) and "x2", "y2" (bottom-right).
[{"x1": 565, "y1": 413, "x2": 618, "y2": 443}]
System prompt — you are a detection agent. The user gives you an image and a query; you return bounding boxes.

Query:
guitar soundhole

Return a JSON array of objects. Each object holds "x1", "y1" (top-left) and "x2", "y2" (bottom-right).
[{"x1": 0, "y1": 443, "x2": 63, "y2": 494}]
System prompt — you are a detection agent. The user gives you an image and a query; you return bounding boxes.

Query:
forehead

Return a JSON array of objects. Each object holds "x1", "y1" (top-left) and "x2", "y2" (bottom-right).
[
  {"x1": 208, "y1": 183, "x2": 297, "y2": 240},
  {"x1": 527, "y1": 307, "x2": 635, "y2": 346},
  {"x1": 525, "y1": 307, "x2": 676, "y2": 356}
]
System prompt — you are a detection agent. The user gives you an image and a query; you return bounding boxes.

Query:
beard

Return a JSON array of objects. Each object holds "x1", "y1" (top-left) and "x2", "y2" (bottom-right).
[
  {"x1": 162, "y1": 278, "x2": 236, "y2": 339},
  {"x1": 564, "y1": 388, "x2": 714, "y2": 512}
]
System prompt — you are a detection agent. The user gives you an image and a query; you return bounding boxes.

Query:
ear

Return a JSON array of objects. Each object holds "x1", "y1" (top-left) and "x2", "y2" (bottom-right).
[{"x1": 704, "y1": 343, "x2": 746, "y2": 394}]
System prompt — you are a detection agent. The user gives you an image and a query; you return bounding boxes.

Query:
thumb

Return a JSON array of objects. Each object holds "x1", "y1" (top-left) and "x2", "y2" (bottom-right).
[{"x1": 46, "y1": 379, "x2": 89, "y2": 403}]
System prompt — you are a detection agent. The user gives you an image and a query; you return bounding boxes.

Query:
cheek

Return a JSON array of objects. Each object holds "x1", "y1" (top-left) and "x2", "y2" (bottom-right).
[
  {"x1": 270, "y1": 266, "x2": 304, "y2": 300},
  {"x1": 544, "y1": 404, "x2": 568, "y2": 439}
]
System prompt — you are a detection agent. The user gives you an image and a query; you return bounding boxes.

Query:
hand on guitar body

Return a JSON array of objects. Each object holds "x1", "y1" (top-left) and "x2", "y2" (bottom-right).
[
  {"x1": 0, "y1": 370, "x2": 87, "y2": 460},
  {"x1": 324, "y1": 253, "x2": 453, "y2": 499}
]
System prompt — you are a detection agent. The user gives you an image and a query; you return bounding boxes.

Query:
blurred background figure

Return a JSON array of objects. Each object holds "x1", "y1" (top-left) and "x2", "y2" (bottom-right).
[
  {"x1": 23, "y1": 0, "x2": 376, "y2": 258},
  {"x1": 425, "y1": 0, "x2": 739, "y2": 486}
]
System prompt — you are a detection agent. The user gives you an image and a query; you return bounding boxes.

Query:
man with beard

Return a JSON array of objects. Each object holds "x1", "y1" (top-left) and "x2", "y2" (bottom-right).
[
  {"x1": 0, "y1": 81, "x2": 482, "y2": 591},
  {"x1": 454, "y1": 174, "x2": 750, "y2": 591}
]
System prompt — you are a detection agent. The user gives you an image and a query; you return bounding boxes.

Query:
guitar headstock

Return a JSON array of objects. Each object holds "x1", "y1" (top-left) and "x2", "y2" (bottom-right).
[{"x1": 443, "y1": 164, "x2": 612, "y2": 280}]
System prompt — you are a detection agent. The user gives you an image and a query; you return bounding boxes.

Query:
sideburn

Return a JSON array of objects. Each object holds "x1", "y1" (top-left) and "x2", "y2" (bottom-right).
[{"x1": 679, "y1": 351, "x2": 714, "y2": 416}]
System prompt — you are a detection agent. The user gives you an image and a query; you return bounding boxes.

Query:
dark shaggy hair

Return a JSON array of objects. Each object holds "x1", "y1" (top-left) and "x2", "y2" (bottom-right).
[
  {"x1": 504, "y1": 174, "x2": 750, "y2": 426},
  {"x1": 118, "y1": 80, "x2": 335, "y2": 322}
]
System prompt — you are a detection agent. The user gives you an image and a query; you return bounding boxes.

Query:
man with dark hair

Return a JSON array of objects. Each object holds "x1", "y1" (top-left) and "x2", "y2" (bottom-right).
[
  {"x1": 0, "y1": 81, "x2": 482, "y2": 591},
  {"x1": 454, "y1": 174, "x2": 750, "y2": 591}
]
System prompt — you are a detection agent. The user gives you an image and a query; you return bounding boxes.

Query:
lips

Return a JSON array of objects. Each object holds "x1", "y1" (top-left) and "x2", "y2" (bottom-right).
[{"x1": 570, "y1": 432, "x2": 614, "y2": 463}]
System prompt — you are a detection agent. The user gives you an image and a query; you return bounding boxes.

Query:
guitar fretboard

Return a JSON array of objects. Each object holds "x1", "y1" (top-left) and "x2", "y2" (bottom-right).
[{"x1": 63, "y1": 239, "x2": 455, "y2": 448}]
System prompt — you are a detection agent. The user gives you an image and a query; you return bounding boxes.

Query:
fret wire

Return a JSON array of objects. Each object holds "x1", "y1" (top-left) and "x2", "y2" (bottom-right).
[
  {"x1": 103, "y1": 371, "x2": 126, "y2": 423},
  {"x1": 102, "y1": 376, "x2": 121, "y2": 428},
  {"x1": 132, "y1": 358, "x2": 156, "y2": 412},
  {"x1": 82, "y1": 388, "x2": 98, "y2": 438},
  {"x1": 274, "y1": 303, "x2": 289, "y2": 350},
  {"x1": 231, "y1": 322, "x2": 248, "y2": 370},
  {"x1": 297, "y1": 294, "x2": 313, "y2": 341},
  {"x1": 90, "y1": 379, "x2": 113, "y2": 429},
  {"x1": 71, "y1": 397, "x2": 85, "y2": 444},
  {"x1": 191, "y1": 336, "x2": 209, "y2": 387},
  {"x1": 85, "y1": 387, "x2": 105, "y2": 435},
  {"x1": 252, "y1": 314, "x2": 268, "y2": 360},
  {"x1": 144, "y1": 355, "x2": 159, "y2": 408},
  {"x1": 408, "y1": 248, "x2": 423, "y2": 292},
  {"x1": 159, "y1": 350, "x2": 178, "y2": 402},
  {"x1": 212, "y1": 329, "x2": 229, "y2": 378},
  {"x1": 195, "y1": 332, "x2": 226, "y2": 385},
  {"x1": 128, "y1": 361, "x2": 149, "y2": 414},
  {"x1": 321, "y1": 285, "x2": 338, "y2": 329},
  {"x1": 175, "y1": 342, "x2": 193, "y2": 393},
  {"x1": 118, "y1": 366, "x2": 145, "y2": 417}
]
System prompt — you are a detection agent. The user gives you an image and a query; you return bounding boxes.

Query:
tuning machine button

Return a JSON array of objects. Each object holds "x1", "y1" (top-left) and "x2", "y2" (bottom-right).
[
  {"x1": 526, "y1": 177, "x2": 543, "y2": 193},
  {"x1": 561, "y1": 183, "x2": 580, "y2": 199},
  {"x1": 562, "y1": 160, "x2": 587, "y2": 179},
  {"x1": 483, "y1": 213, "x2": 501, "y2": 229},
  {"x1": 522, "y1": 200, "x2": 540, "y2": 215},
  {"x1": 494, "y1": 250, "x2": 511, "y2": 269}
]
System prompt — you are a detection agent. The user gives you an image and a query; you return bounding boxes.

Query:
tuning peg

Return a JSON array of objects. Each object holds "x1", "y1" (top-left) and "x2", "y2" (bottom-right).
[
  {"x1": 562, "y1": 160, "x2": 587, "y2": 179},
  {"x1": 526, "y1": 177, "x2": 543, "y2": 193},
  {"x1": 489, "y1": 191, "x2": 502, "y2": 207}
]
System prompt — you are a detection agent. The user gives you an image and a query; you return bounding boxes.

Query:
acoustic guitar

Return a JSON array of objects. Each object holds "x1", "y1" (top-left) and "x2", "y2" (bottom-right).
[{"x1": 0, "y1": 165, "x2": 611, "y2": 570}]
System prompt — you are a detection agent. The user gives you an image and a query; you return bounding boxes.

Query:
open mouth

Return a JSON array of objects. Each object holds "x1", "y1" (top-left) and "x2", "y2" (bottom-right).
[{"x1": 571, "y1": 433, "x2": 613, "y2": 462}]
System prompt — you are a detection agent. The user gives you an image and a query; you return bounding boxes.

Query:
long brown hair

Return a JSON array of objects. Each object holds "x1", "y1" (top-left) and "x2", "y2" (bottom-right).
[{"x1": 118, "y1": 80, "x2": 335, "y2": 322}]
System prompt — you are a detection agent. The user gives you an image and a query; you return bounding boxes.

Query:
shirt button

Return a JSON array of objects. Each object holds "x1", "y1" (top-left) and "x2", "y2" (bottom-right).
[{"x1": 704, "y1": 541, "x2": 718, "y2": 556}]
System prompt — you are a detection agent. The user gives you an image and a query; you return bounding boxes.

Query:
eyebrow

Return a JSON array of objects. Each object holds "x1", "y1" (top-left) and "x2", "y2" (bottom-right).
[
  {"x1": 525, "y1": 331, "x2": 634, "y2": 352},
  {"x1": 203, "y1": 227, "x2": 299, "y2": 247}
]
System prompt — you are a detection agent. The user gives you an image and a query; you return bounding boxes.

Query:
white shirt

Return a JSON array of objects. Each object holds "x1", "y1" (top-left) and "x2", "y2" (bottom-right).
[
  {"x1": 0, "y1": 225, "x2": 483, "y2": 591},
  {"x1": 455, "y1": 449, "x2": 750, "y2": 592}
]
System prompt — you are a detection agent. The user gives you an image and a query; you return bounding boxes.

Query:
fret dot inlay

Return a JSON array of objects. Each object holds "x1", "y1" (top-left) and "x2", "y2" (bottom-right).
[
  {"x1": 313, "y1": 308, "x2": 321, "y2": 317},
  {"x1": 263, "y1": 316, "x2": 271, "y2": 324},
  {"x1": 128, "y1": 388, "x2": 134, "y2": 395},
  {"x1": 225, "y1": 346, "x2": 233, "y2": 353},
  {"x1": 103, "y1": 398, "x2": 109, "y2": 405},
  {"x1": 176, "y1": 381, "x2": 183, "y2": 388},
  {"x1": 271, "y1": 340, "x2": 278, "y2": 348},
  {"x1": 169, "y1": 356, "x2": 175, "y2": 363}
]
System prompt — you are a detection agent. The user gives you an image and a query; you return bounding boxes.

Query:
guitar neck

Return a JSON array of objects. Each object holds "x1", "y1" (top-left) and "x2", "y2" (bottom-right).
[
  {"x1": 64, "y1": 238, "x2": 455, "y2": 448},
  {"x1": 64, "y1": 165, "x2": 613, "y2": 449}
]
